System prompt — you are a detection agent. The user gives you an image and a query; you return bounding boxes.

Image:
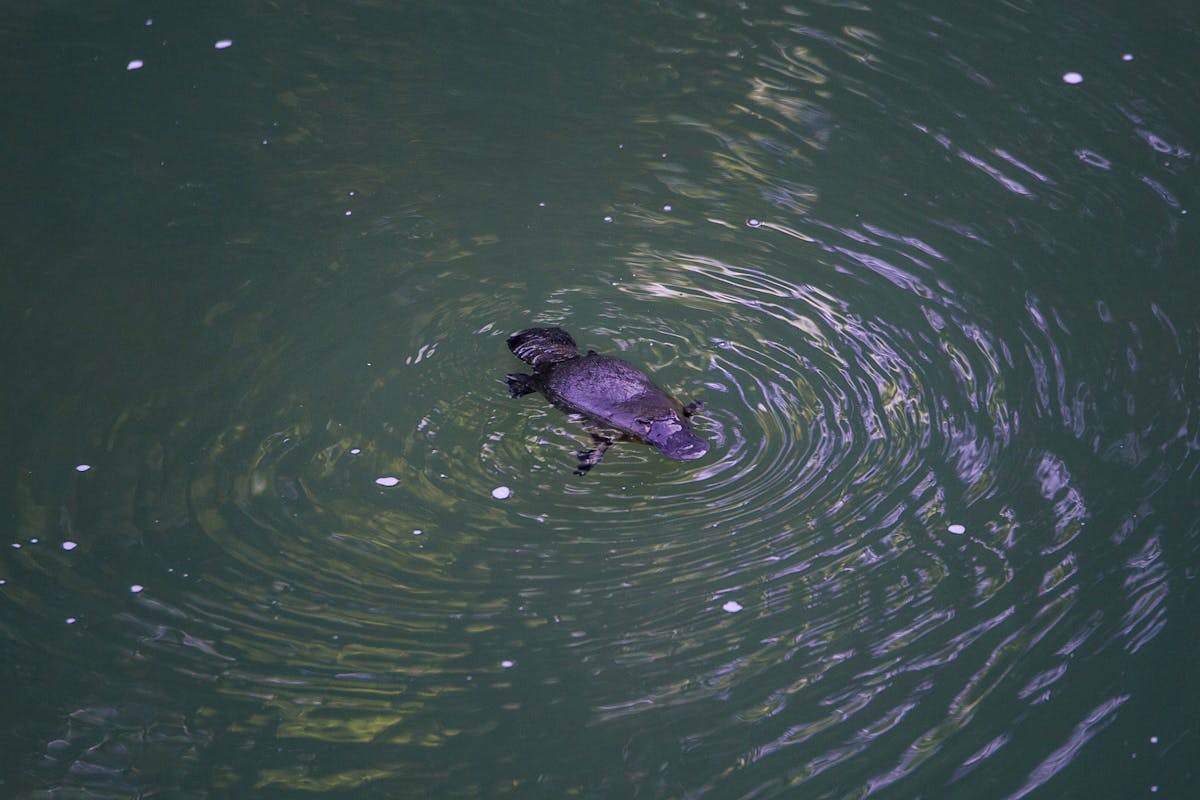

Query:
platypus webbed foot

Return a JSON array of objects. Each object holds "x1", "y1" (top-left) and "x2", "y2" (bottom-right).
[
  {"x1": 506, "y1": 373, "x2": 538, "y2": 398},
  {"x1": 574, "y1": 435, "x2": 613, "y2": 475}
]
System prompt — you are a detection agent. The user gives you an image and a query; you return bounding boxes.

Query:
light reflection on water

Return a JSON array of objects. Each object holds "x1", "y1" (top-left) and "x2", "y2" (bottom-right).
[{"x1": 3, "y1": 1, "x2": 1196, "y2": 798}]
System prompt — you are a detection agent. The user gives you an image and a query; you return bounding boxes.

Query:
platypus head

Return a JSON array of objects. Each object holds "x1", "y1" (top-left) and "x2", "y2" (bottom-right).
[{"x1": 641, "y1": 416, "x2": 709, "y2": 461}]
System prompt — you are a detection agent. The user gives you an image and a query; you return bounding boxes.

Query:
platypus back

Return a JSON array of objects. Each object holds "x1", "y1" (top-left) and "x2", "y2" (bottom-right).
[{"x1": 507, "y1": 327, "x2": 581, "y2": 368}]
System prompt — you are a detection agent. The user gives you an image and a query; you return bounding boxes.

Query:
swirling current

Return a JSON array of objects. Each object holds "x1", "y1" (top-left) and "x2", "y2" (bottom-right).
[{"x1": 4, "y1": 1, "x2": 1197, "y2": 798}]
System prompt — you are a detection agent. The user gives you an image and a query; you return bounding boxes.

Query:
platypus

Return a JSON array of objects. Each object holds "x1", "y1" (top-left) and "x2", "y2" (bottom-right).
[{"x1": 505, "y1": 326, "x2": 708, "y2": 474}]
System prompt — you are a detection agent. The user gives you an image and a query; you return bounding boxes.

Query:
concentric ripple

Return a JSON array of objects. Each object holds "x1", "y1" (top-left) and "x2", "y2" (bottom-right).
[{"x1": 48, "y1": 204, "x2": 1182, "y2": 797}]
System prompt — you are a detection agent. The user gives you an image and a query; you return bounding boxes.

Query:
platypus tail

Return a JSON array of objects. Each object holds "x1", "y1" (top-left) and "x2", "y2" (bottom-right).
[{"x1": 507, "y1": 327, "x2": 580, "y2": 368}]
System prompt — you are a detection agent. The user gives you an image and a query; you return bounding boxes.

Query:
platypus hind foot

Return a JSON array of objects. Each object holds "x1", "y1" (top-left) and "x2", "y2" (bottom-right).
[{"x1": 506, "y1": 373, "x2": 538, "y2": 398}]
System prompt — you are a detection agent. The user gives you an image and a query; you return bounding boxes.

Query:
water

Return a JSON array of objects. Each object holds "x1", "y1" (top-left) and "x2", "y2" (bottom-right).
[{"x1": 3, "y1": 2, "x2": 1198, "y2": 798}]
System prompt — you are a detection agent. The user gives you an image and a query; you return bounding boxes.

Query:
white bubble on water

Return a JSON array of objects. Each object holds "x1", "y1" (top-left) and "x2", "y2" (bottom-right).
[
  {"x1": 492, "y1": 486, "x2": 511, "y2": 500},
  {"x1": 722, "y1": 600, "x2": 743, "y2": 613},
  {"x1": 948, "y1": 524, "x2": 966, "y2": 535},
  {"x1": 1062, "y1": 71, "x2": 1083, "y2": 84},
  {"x1": 375, "y1": 476, "x2": 400, "y2": 487}
]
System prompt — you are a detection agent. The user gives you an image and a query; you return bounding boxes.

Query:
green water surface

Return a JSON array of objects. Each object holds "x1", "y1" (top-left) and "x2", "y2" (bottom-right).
[{"x1": 3, "y1": 2, "x2": 1198, "y2": 798}]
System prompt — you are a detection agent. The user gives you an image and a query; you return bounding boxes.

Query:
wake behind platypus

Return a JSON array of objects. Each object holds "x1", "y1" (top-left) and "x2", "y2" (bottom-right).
[{"x1": 505, "y1": 327, "x2": 708, "y2": 474}]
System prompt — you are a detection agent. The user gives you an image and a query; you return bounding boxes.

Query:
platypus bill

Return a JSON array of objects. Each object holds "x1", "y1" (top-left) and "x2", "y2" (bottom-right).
[{"x1": 505, "y1": 326, "x2": 708, "y2": 475}]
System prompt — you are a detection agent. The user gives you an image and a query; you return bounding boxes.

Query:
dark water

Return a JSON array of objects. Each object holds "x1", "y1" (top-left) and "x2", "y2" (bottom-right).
[{"x1": 3, "y1": 1, "x2": 1198, "y2": 798}]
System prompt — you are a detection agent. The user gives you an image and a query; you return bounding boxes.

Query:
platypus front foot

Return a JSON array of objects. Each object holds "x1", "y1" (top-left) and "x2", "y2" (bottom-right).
[{"x1": 574, "y1": 435, "x2": 613, "y2": 475}]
